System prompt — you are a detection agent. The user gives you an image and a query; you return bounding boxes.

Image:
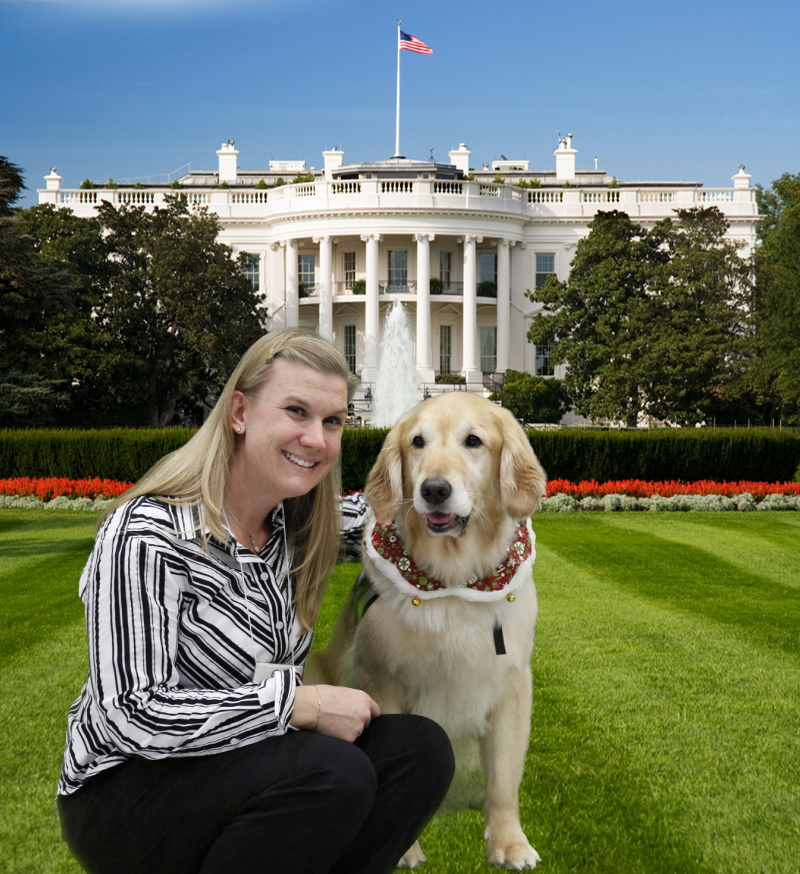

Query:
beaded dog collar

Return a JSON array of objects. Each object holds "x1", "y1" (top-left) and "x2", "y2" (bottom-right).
[{"x1": 366, "y1": 517, "x2": 535, "y2": 604}]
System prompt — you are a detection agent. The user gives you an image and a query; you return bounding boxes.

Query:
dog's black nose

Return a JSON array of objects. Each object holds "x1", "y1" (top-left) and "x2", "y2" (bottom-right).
[{"x1": 420, "y1": 478, "x2": 452, "y2": 505}]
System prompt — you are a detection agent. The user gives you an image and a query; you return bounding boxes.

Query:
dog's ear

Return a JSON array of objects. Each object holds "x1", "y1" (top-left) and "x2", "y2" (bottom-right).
[
  {"x1": 365, "y1": 427, "x2": 405, "y2": 524},
  {"x1": 500, "y1": 418, "x2": 547, "y2": 519}
]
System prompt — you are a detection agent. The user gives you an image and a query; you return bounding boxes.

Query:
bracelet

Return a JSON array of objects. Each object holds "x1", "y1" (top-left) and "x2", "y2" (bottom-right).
[{"x1": 312, "y1": 684, "x2": 321, "y2": 731}]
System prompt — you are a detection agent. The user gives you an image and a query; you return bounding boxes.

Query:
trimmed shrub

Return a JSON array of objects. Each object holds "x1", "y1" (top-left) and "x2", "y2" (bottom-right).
[
  {"x1": 2, "y1": 426, "x2": 798, "y2": 493},
  {"x1": 527, "y1": 428, "x2": 800, "y2": 484}
]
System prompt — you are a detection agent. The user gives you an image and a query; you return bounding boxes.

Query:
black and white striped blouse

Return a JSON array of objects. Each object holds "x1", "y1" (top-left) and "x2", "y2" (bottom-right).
[{"x1": 58, "y1": 492, "x2": 368, "y2": 796}]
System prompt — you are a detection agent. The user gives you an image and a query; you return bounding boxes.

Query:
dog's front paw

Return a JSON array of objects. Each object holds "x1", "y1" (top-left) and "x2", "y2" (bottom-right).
[
  {"x1": 485, "y1": 824, "x2": 540, "y2": 870},
  {"x1": 397, "y1": 839, "x2": 427, "y2": 868}
]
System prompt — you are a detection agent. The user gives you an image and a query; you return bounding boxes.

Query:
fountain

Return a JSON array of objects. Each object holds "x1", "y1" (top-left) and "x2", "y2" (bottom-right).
[{"x1": 371, "y1": 299, "x2": 420, "y2": 427}]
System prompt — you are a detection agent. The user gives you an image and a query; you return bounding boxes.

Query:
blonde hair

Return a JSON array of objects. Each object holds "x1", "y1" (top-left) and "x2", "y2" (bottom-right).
[{"x1": 97, "y1": 329, "x2": 359, "y2": 630}]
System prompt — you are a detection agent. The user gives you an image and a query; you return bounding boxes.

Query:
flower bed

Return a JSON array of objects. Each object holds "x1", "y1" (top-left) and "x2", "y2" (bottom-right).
[
  {"x1": 539, "y1": 479, "x2": 800, "y2": 512},
  {"x1": 0, "y1": 477, "x2": 133, "y2": 500},
  {"x1": 1, "y1": 478, "x2": 799, "y2": 513},
  {"x1": 546, "y1": 479, "x2": 800, "y2": 500}
]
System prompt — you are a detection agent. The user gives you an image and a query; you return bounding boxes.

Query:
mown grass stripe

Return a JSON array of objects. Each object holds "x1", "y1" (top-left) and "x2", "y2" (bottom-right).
[
  {"x1": 527, "y1": 538, "x2": 800, "y2": 874},
  {"x1": 533, "y1": 514, "x2": 800, "y2": 657}
]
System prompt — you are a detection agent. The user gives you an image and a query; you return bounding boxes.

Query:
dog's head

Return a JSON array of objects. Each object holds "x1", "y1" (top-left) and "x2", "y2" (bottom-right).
[{"x1": 365, "y1": 392, "x2": 547, "y2": 535}]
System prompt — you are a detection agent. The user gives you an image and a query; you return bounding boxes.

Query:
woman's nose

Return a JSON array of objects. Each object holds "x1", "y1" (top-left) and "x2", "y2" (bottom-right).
[{"x1": 300, "y1": 418, "x2": 326, "y2": 449}]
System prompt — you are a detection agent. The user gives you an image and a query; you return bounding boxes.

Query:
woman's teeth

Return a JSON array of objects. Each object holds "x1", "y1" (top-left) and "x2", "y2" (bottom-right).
[{"x1": 284, "y1": 451, "x2": 315, "y2": 468}]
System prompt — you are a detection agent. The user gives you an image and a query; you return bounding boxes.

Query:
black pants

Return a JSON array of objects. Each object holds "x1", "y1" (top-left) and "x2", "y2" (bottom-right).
[{"x1": 58, "y1": 714, "x2": 454, "y2": 874}]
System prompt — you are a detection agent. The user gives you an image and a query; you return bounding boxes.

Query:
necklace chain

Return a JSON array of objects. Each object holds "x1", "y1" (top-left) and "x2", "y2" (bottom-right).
[{"x1": 224, "y1": 503, "x2": 261, "y2": 553}]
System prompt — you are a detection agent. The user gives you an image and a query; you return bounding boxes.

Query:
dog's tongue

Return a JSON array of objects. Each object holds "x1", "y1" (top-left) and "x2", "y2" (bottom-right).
[{"x1": 427, "y1": 512, "x2": 455, "y2": 526}]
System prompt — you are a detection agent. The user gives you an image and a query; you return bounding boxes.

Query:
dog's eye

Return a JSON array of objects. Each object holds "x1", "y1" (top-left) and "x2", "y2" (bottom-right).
[
  {"x1": 465, "y1": 434, "x2": 483, "y2": 448},
  {"x1": 411, "y1": 435, "x2": 425, "y2": 448}
]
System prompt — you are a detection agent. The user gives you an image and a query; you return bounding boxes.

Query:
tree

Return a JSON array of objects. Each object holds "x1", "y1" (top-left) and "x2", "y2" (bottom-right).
[
  {"x1": 755, "y1": 173, "x2": 800, "y2": 420},
  {"x1": 11, "y1": 189, "x2": 268, "y2": 427},
  {"x1": 489, "y1": 370, "x2": 571, "y2": 424},
  {"x1": 527, "y1": 210, "x2": 664, "y2": 427},
  {"x1": 0, "y1": 160, "x2": 79, "y2": 425},
  {"x1": 642, "y1": 208, "x2": 753, "y2": 425},
  {"x1": 527, "y1": 207, "x2": 753, "y2": 426},
  {"x1": 92, "y1": 196, "x2": 268, "y2": 426}
]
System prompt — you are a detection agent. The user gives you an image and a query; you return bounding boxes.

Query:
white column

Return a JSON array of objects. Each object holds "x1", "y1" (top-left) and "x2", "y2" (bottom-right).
[
  {"x1": 284, "y1": 239, "x2": 299, "y2": 328},
  {"x1": 414, "y1": 233, "x2": 435, "y2": 383},
  {"x1": 462, "y1": 234, "x2": 482, "y2": 385},
  {"x1": 315, "y1": 235, "x2": 333, "y2": 341},
  {"x1": 361, "y1": 233, "x2": 381, "y2": 384},
  {"x1": 497, "y1": 239, "x2": 512, "y2": 374}
]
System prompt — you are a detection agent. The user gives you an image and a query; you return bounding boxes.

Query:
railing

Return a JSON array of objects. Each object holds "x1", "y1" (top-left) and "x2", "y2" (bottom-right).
[
  {"x1": 528, "y1": 190, "x2": 563, "y2": 203},
  {"x1": 298, "y1": 283, "x2": 318, "y2": 298},
  {"x1": 582, "y1": 190, "x2": 620, "y2": 204},
  {"x1": 117, "y1": 191, "x2": 157, "y2": 204},
  {"x1": 230, "y1": 191, "x2": 268, "y2": 204},
  {"x1": 430, "y1": 281, "x2": 463, "y2": 296},
  {"x1": 46, "y1": 180, "x2": 758, "y2": 222},
  {"x1": 333, "y1": 281, "x2": 364, "y2": 294},
  {"x1": 379, "y1": 280, "x2": 417, "y2": 294},
  {"x1": 433, "y1": 181, "x2": 463, "y2": 194},
  {"x1": 639, "y1": 190, "x2": 676, "y2": 203},
  {"x1": 381, "y1": 180, "x2": 413, "y2": 194},
  {"x1": 698, "y1": 189, "x2": 734, "y2": 203},
  {"x1": 331, "y1": 181, "x2": 361, "y2": 194}
]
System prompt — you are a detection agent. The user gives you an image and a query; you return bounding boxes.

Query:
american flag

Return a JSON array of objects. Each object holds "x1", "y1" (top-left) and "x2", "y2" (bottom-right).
[{"x1": 400, "y1": 31, "x2": 433, "y2": 54}]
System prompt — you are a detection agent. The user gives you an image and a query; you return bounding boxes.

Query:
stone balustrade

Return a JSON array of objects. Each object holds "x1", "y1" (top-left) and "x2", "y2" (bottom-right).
[{"x1": 41, "y1": 178, "x2": 759, "y2": 221}]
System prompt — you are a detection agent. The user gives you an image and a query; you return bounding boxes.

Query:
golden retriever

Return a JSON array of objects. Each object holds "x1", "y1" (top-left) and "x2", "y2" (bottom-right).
[{"x1": 307, "y1": 391, "x2": 547, "y2": 869}]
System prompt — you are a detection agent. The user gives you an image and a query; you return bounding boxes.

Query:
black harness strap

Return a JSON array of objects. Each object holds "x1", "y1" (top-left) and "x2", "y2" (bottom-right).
[{"x1": 493, "y1": 622, "x2": 507, "y2": 656}]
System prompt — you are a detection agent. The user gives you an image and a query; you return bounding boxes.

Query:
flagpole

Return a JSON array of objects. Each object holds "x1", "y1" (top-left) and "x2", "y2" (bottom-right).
[{"x1": 394, "y1": 20, "x2": 402, "y2": 158}]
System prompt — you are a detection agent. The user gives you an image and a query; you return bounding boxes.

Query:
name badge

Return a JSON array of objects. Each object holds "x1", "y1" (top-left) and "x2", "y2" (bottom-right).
[{"x1": 254, "y1": 662, "x2": 290, "y2": 682}]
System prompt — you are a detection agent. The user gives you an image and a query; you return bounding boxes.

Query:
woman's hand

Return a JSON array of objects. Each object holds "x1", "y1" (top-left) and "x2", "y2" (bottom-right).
[{"x1": 290, "y1": 684, "x2": 380, "y2": 742}]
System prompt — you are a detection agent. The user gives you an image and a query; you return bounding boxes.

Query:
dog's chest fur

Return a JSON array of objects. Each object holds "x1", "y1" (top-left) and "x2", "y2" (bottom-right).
[{"x1": 351, "y1": 549, "x2": 538, "y2": 740}]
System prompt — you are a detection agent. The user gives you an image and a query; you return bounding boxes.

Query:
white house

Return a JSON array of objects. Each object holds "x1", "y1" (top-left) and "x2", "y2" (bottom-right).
[{"x1": 39, "y1": 136, "x2": 760, "y2": 416}]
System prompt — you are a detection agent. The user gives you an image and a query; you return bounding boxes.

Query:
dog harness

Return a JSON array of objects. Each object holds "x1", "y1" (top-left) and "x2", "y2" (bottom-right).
[{"x1": 354, "y1": 518, "x2": 536, "y2": 655}]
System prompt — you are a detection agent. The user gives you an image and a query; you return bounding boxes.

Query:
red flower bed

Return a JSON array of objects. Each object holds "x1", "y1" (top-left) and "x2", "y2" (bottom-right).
[
  {"x1": 0, "y1": 477, "x2": 133, "y2": 500},
  {"x1": 546, "y1": 479, "x2": 800, "y2": 500}
]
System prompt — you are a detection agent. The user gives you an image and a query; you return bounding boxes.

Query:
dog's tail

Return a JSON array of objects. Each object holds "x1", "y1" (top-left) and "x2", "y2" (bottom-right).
[{"x1": 305, "y1": 573, "x2": 370, "y2": 686}]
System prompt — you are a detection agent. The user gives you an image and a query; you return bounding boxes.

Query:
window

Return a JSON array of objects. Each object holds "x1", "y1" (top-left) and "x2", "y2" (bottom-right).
[
  {"x1": 536, "y1": 341, "x2": 555, "y2": 377},
  {"x1": 387, "y1": 250, "x2": 407, "y2": 292},
  {"x1": 535, "y1": 253, "x2": 555, "y2": 288},
  {"x1": 298, "y1": 254, "x2": 315, "y2": 296},
  {"x1": 439, "y1": 324, "x2": 452, "y2": 374},
  {"x1": 439, "y1": 251, "x2": 452, "y2": 288},
  {"x1": 344, "y1": 325, "x2": 357, "y2": 373},
  {"x1": 344, "y1": 252, "x2": 356, "y2": 289},
  {"x1": 478, "y1": 253, "x2": 497, "y2": 296},
  {"x1": 240, "y1": 253, "x2": 260, "y2": 292},
  {"x1": 480, "y1": 327, "x2": 497, "y2": 374}
]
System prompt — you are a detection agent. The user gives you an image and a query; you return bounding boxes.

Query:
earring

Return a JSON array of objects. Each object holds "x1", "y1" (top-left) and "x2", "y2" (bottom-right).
[{"x1": 236, "y1": 426, "x2": 242, "y2": 433}]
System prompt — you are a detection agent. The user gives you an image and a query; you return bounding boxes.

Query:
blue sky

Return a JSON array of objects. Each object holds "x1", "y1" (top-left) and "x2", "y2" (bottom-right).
[{"x1": 3, "y1": 0, "x2": 799, "y2": 207}]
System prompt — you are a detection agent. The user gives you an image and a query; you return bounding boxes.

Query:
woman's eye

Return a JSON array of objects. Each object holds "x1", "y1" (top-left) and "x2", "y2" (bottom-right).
[
  {"x1": 286, "y1": 406, "x2": 304, "y2": 416},
  {"x1": 325, "y1": 416, "x2": 343, "y2": 427},
  {"x1": 411, "y1": 435, "x2": 424, "y2": 448},
  {"x1": 465, "y1": 434, "x2": 482, "y2": 448}
]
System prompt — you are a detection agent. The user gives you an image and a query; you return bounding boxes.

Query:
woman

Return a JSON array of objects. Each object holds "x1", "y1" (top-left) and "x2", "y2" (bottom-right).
[{"x1": 57, "y1": 329, "x2": 455, "y2": 874}]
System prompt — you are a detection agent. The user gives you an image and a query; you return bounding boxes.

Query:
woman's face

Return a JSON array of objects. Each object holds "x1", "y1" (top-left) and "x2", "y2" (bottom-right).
[{"x1": 230, "y1": 358, "x2": 348, "y2": 510}]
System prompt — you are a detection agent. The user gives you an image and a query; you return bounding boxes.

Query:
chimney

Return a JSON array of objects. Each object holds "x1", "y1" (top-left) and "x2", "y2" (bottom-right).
[
  {"x1": 448, "y1": 143, "x2": 471, "y2": 175},
  {"x1": 323, "y1": 149, "x2": 344, "y2": 177},
  {"x1": 732, "y1": 164, "x2": 751, "y2": 189},
  {"x1": 44, "y1": 167, "x2": 62, "y2": 191},
  {"x1": 554, "y1": 133, "x2": 577, "y2": 184},
  {"x1": 217, "y1": 140, "x2": 239, "y2": 184}
]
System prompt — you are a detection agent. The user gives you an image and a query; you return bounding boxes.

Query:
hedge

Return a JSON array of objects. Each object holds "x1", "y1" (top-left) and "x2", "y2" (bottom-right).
[{"x1": 1, "y1": 427, "x2": 798, "y2": 491}]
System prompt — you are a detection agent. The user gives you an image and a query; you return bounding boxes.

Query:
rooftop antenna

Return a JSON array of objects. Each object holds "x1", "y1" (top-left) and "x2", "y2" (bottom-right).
[{"x1": 429, "y1": 148, "x2": 435, "y2": 162}]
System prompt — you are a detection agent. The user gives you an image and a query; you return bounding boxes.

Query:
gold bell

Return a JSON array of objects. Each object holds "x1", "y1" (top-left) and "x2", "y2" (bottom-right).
[
  {"x1": 506, "y1": 592, "x2": 515, "y2": 602},
  {"x1": 412, "y1": 596, "x2": 421, "y2": 606}
]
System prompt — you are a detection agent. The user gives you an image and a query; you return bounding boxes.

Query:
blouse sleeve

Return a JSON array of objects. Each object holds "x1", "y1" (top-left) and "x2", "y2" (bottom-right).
[
  {"x1": 338, "y1": 491, "x2": 369, "y2": 562},
  {"x1": 81, "y1": 521, "x2": 296, "y2": 759}
]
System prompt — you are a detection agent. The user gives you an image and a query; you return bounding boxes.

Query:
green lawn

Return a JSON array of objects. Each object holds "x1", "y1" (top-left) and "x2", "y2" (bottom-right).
[{"x1": 1, "y1": 510, "x2": 798, "y2": 873}]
